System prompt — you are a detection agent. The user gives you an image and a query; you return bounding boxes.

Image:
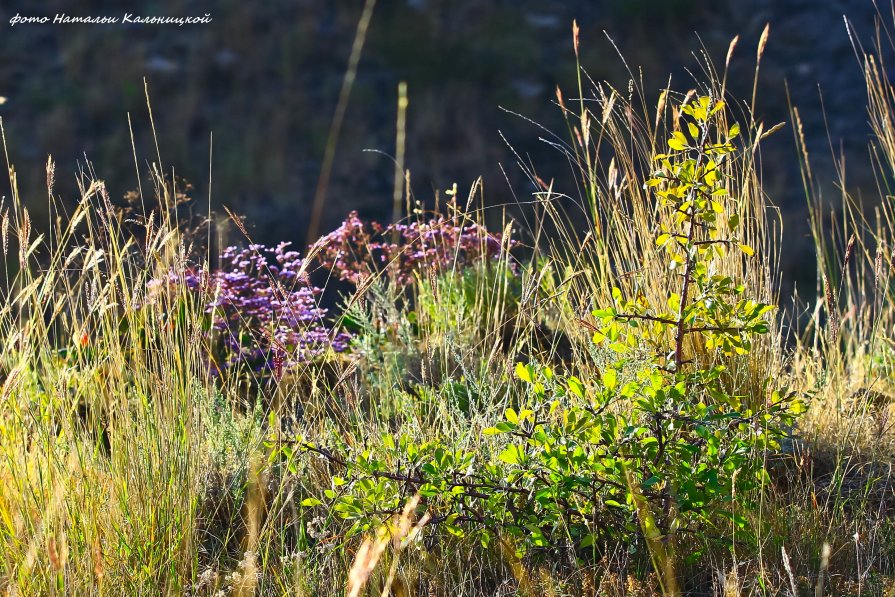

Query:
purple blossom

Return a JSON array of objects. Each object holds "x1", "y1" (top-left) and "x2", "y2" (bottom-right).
[
  {"x1": 310, "y1": 207, "x2": 515, "y2": 286},
  {"x1": 153, "y1": 242, "x2": 351, "y2": 378}
]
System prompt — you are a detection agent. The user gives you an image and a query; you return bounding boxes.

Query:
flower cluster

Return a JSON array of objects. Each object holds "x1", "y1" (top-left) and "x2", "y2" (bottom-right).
[
  {"x1": 311, "y1": 209, "x2": 512, "y2": 286},
  {"x1": 153, "y1": 242, "x2": 351, "y2": 377},
  {"x1": 311, "y1": 211, "x2": 380, "y2": 284},
  {"x1": 145, "y1": 267, "x2": 209, "y2": 299},
  {"x1": 207, "y1": 243, "x2": 351, "y2": 375}
]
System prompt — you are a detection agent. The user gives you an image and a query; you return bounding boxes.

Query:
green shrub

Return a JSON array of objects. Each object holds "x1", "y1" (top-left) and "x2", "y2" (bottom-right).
[{"x1": 293, "y1": 96, "x2": 806, "y2": 584}]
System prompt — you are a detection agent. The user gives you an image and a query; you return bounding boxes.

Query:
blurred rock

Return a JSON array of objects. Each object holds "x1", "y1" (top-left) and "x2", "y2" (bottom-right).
[{"x1": 145, "y1": 55, "x2": 179, "y2": 73}]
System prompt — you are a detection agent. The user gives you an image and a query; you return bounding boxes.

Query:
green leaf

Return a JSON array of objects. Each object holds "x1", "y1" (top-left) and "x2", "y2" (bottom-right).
[
  {"x1": 301, "y1": 497, "x2": 323, "y2": 507},
  {"x1": 667, "y1": 292, "x2": 681, "y2": 313},
  {"x1": 602, "y1": 368, "x2": 618, "y2": 392},
  {"x1": 515, "y1": 362, "x2": 532, "y2": 384},
  {"x1": 567, "y1": 376, "x2": 585, "y2": 398},
  {"x1": 525, "y1": 524, "x2": 549, "y2": 547},
  {"x1": 593, "y1": 307, "x2": 615, "y2": 320},
  {"x1": 383, "y1": 434, "x2": 395, "y2": 450},
  {"x1": 688, "y1": 122, "x2": 700, "y2": 140},
  {"x1": 444, "y1": 525, "x2": 465, "y2": 537},
  {"x1": 790, "y1": 399, "x2": 807, "y2": 415},
  {"x1": 739, "y1": 244, "x2": 754, "y2": 256},
  {"x1": 668, "y1": 131, "x2": 688, "y2": 151},
  {"x1": 728, "y1": 123, "x2": 740, "y2": 139},
  {"x1": 419, "y1": 483, "x2": 440, "y2": 498},
  {"x1": 499, "y1": 445, "x2": 524, "y2": 465},
  {"x1": 642, "y1": 475, "x2": 661, "y2": 489}
]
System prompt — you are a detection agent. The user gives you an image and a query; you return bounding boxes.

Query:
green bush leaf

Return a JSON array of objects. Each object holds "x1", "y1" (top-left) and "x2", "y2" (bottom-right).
[{"x1": 515, "y1": 362, "x2": 532, "y2": 383}]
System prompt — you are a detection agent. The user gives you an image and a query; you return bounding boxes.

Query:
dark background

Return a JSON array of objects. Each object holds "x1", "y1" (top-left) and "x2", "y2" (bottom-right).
[{"x1": 0, "y1": 0, "x2": 887, "y2": 296}]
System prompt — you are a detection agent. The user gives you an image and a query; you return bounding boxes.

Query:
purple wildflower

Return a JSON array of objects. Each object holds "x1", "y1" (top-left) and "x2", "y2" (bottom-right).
[
  {"x1": 152, "y1": 242, "x2": 352, "y2": 378},
  {"x1": 310, "y1": 206, "x2": 515, "y2": 286}
]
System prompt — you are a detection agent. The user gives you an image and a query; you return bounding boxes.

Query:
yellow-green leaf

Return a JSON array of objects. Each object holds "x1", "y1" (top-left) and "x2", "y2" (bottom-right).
[
  {"x1": 602, "y1": 368, "x2": 617, "y2": 391},
  {"x1": 515, "y1": 362, "x2": 532, "y2": 383},
  {"x1": 567, "y1": 376, "x2": 585, "y2": 398},
  {"x1": 687, "y1": 122, "x2": 699, "y2": 139},
  {"x1": 499, "y1": 445, "x2": 523, "y2": 465},
  {"x1": 668, "y1": 131, "x2": 688, "y2": 151}
]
